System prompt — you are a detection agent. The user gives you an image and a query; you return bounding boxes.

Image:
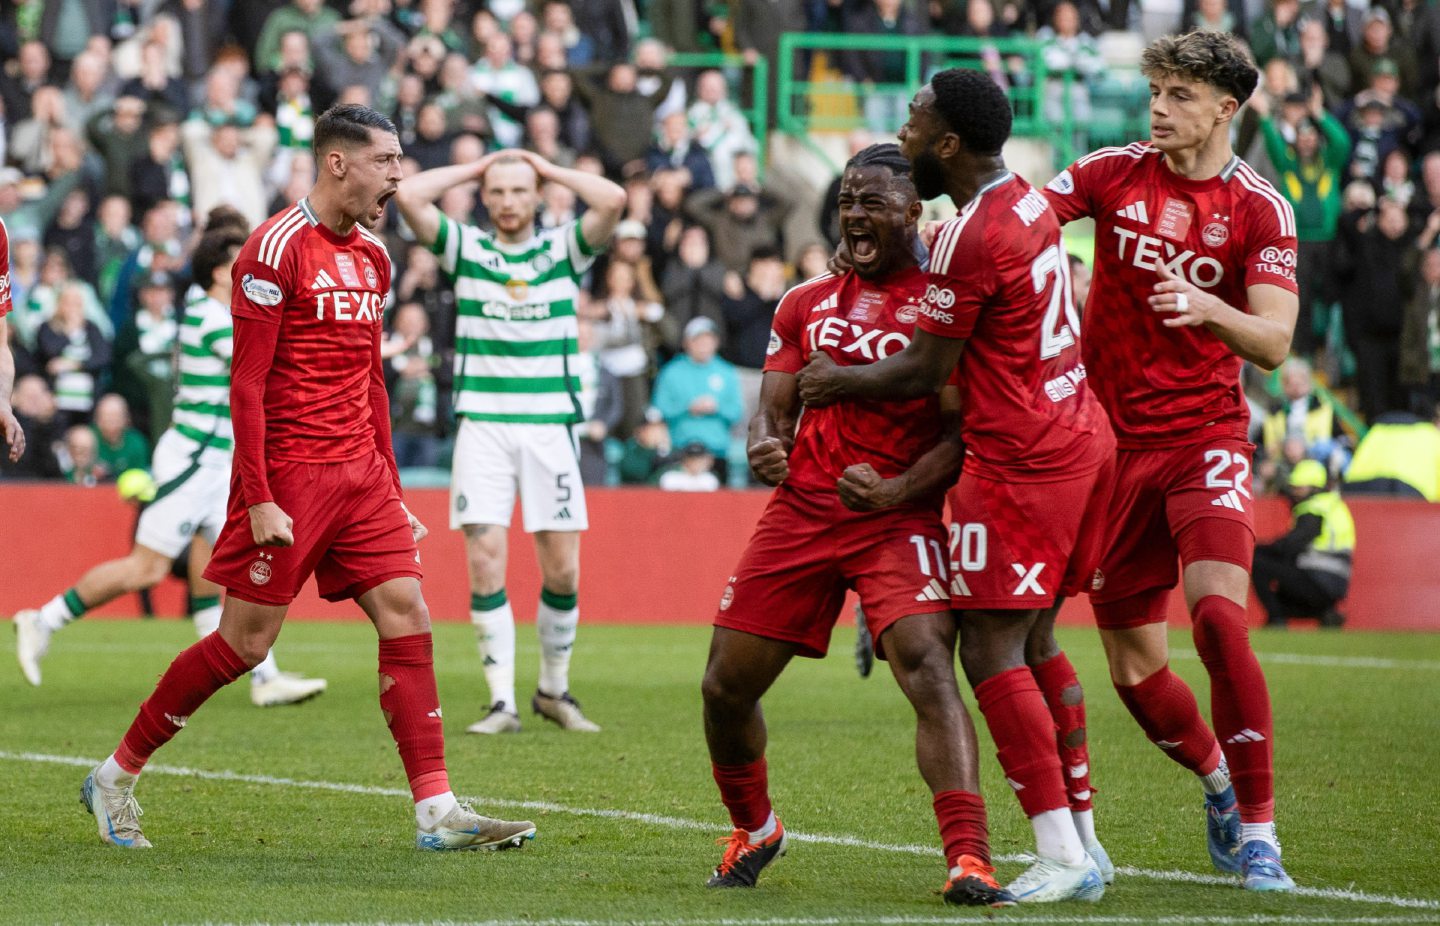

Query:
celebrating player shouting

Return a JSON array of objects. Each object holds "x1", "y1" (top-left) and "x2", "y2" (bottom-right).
[
  {"x1": 1041, "y1": 32, "x2": 1298, "y2": 891},
  {"x1": 798, "y1": 71, "x2": 1114, "y2": 903},
  {"x1": 701, "y1": 144, "x2": 1014, "y2": 908},
  {"x1": 78, "y1": 105, "x2": 536, "y2": 852}
]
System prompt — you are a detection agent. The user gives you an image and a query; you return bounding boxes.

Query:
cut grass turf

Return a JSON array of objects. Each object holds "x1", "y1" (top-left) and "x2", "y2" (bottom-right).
[{"x1": 2, "y1": 619, "x2": 1438, "y2": 925}]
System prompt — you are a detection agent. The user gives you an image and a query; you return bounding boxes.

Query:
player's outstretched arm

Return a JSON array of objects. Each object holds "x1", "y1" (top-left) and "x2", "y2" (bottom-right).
[
  {"x1": 837, "y1": 385, "x2": 965, "y2": 512},
  {"x1": 393, "y1": 154, "x2": 505, "y2": 248},
  {"x1": 510, "y1": 149, "x2": 626, "y2": 251},
  {"x1": 0, "y1": 317, "x2": 24, "y2": 462},
  {"x1": 797, "y1": 329, "x2": 963, "y2": 407},
  {"x1": 1150, "y1": 260, "x2": 1297, "y2": 370},
  {"x1": 747, "y1": 371, "x2": 801, "y2": 486}
]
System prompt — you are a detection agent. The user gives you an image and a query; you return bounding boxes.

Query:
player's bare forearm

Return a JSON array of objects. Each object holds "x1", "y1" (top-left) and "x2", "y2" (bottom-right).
[
  {"x1": 567, "y1": 168, "x2": 627, "y2": 250},
  {"x1": 1204, "y1": 304, "x2": 1294, "y2": 370},
  {"x1": 838, "y1": 392, "x2": 964, "y2": 511},
  {"x1": 1152, "y1": 265, "x2": 1296, "y2": 370},
  {"x1": 748, "y1": 371, "x2": 799, "y2": 486},
  {"x1": 797, "y1": 329, "x2": 961, "y2": 406},
  {"x1": 394, "y1": 161, "x2": 486, "y2": 246}
]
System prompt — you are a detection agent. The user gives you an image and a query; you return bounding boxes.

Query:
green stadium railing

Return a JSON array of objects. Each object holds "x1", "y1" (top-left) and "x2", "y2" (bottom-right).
[
  {"x1": 667, "y1": 52, "x2": 769, "y2": 174},
  {"x1": 775, "y1": 34, "x2": 1051, "y2": 158}
]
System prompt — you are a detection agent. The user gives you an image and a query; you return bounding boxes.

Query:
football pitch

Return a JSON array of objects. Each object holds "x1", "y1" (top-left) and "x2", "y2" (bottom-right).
[{"x1": 2, "y1": 619, "x2": 1438, "y2": 926}]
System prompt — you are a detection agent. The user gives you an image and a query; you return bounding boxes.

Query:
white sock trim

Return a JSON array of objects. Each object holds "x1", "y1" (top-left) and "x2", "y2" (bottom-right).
[
  {"x1": 1240, "y1": 821, "x2": 1279, "y2": 849},
  {"x1": 747, "y1": 810, "x2": 777, "y2": 843},
  {"x1": 1031, "y1": 807, "x2": 1086, "y2": 865},
  {"x1": 415, "y1": 791, "x2": 459, "y2": 830},
  {"x1": 471, "y1": 603, "x2": 517, "y2": 710},
  {"x1": 96, "y1": 755, "x2": 136, "y2": 790},
  {"x1": 1200, "y1": 755, "x2": 1232, "y2": 795}
]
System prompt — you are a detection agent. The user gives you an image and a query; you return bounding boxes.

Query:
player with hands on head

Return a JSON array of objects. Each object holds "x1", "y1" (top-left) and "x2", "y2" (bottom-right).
[
  {"x1": 393, "y1": 145, "x2": 625, "y2": 735},
  {"x1": 78, "y1": 104, "x2": 536, "y2": 854},
  {"x1": 798, "y1": 69, "x2": 1117, "y2": 904},
  {"x1": 703, "y1": 143, "x2": 1015, "y2": 908}
]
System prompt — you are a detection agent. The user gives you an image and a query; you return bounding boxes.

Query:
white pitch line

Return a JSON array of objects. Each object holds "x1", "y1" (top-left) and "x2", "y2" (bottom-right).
[
  {"x1": 1170, "y1": 649, "x2": 1440, "y2": 672},
  {"x1": 3, "y1": 750, "x2": 1437, "y2": 913},
  {"x1": 164, "y1": 917, "x2": 1440, "y2": 926}
]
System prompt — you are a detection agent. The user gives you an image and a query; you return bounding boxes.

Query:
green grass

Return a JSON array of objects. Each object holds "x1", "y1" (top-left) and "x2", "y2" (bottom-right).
[{"x1": 2, "y1": 619, "x2": 1438, "y2": 925}]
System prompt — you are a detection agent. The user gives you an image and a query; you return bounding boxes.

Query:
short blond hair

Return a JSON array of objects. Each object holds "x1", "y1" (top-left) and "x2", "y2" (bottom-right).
[{"x1": 1141, "y1": 31, "x2": 1258, "y2": 105}]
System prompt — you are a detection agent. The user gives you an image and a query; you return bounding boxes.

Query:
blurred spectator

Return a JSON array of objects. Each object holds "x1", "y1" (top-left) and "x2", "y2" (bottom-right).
[
  {"x1": 91, "y1": 392, "x2": 151, "y2": 477},
  {"x1": 588, "y1": 260, "x2": 666, "y2": 436},
  {"x1": 733, "y1": 0, "x2": 804, "y2": 106},
  {"x1": 526, "y1": 107, "x2": 576, "y2": 168},
  {"x1": 1301, "y1": 0, "x2": 1361, "y2": 56},
  {"x1": 659, "y1": 441, "x2": 721, "y2": 491},
  {"x1": 87, "y1": 95, "x2": 150, "y2": 200},
  {"x1": 842, "y1": 0, "x2": 924, "y2": 134},
  {"x1": 795, "y1": 242, "x2": 830, "y2": 281},
  {"x1": 540, "y1": 181, "x2": 579, "y2": 229},
  {"x1": 61, "y1": 50, "x2": 115, "y2": 136},
  {"x1": 646, "y1": 110, "x2": 715, "y2": 190},
  {"x1": 405, "y1": 103, "x2": 455, "y2": 172},
  {"x1": 433, "y1": 51, "x2": 491, "y2": 139},
  {"x1": 61, "y1": 424, "x2": 106, "y2": 486},
  {"x1": 573, "y1": 316, "x2": 623, "y2": 485},
  {"x1": 509, "y1": 10, "x2": 541, "y2": 67},
  {"x1": 471, "y1": 33, "x2": 538, "y2": 149},
  {"x1": 1185, "y1": 0, "x2": 1240, "y2": 35},
  {"x1": 18, "y1": 248, "x2": 111, "y2": 348},
  {"x1": 719, "y1": 246, "x2": 786, "y2": 431},
  {"x1": 1256, "y1": 87, "x2": 1349, "y2": 355},
  {"x1": 685, "y1": 182, "x2": 787, "y2": 274},
  {"x1": 0, "y1": 161, "x2": 83, "y2": 244},
  {"x1": 652, "y1": 316, "x2": 741, "y2": 478},
  {"x1": 538, "y1": 70, "x2": 592, "y2": 154},
  {"x1": 394, "y1": 245, "x2": 457, "y2": 351},
  {"x1": 1340, "y1": 60, "x2": 1421, "y2": 184},
  {"x1": 6, "y1": 234, "x2": 42, "y2": 317},
  {"x1": 192, "y1": 65, "x2": 259, "y2": 129},
  {"x1": 618, "y1": 406, "x2": 671, "y2": 484},
  {"x1": 649, "y1": 0, "x2": 708, "y2": 54},
  {"x1": 10, "y1": 86, "x2": 69, "y2": 175},
  {"x1": 128, "y1": 114, "x2": 190, "y2": 218},
  {"x1": 1412, "y1": 153, "x2": 1440, "y2": 226},
  {"x1": 1038, "y1": 2, "x2": 1103, "y2": 128},
  {"x1": 1343, "y1": 406, "x2": 1440, "y2": 499},
  {"x1": 383, "y1": 303, "x2": 446, "y2": 469},
  {"x1": 541, "y1": 0, "x2": 597, "y2": 65},
  {"x1": 182, "y1": 117, "x2": 276, "y2": 235},
  {"x1": 570, "y1": 0, "x2": 635, "y2": 64},
  {"x1": 45, "y1": 187, "x2": 97, "y2": 286},
  {"x1": 1236, "y1": 58, "x2": 1298, "y2": 170},
  {"x1": 687, "y1": 70, "x2": 756, "y2": 193},
  {"x1": 0, "y1": 42, "x2": 53, "y2": 124},
  {"x1": 114, "y1": 271, "x2": 178, "y2": 439},
  {"x1": 1259, "y1": 357, "x2": 1349, "y2": 483},
  {"x1": 1401, "y1": 233, "x2": 1440, "y2": 409},
  {"x1": 1297, "y1": 15, "x2": 1352, "y2": 110},
  {"x1": 634, "y1": 40, "x2": 686, "y2": 115},
  {"x1": 661, "y1": 224, "x2": 728, "y2": 357},
  {"x1": 1249, "y1": 0, "x2": 1302, "y2": 66},
  {"x1": 1378, "y1": 147, "x2": 1415, "y2": 206},
  {"x1": 1252, "y1": 459, "x2": 1352, "y2": 628},
  {"x1": 119, "y1": 40, "x2": 189, "y2": 118},
  {"x1": 3, "y1": 374, "x2": 63, "y2": 479},
  {"x1": 574, "y1": 63, "x2": 674, "y2": 178},
  {"x1": 1337, "y1": 196, "x2": 1411, "y2": 421},
  {"x1": 1348, "y1": 9, "x2": 1419, "y2": 100},
  {"x1": 314, "y1": 17, "x2": 405, "y2": 107},
  {"x1": 36, "y1": 284, "x2": 112, "y2": 429},
  {"x1": 255, "y1": 0, "x2": 341, "y2": 76},
  {"x1": 109, "y1": 200, "x2": 183, "y2": 335}
]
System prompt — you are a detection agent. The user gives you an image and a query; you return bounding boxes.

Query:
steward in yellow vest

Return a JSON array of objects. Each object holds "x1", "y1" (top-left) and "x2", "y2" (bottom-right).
[{"x1": 1251, "y1": 460, "x2": 1354, "y2": 628}]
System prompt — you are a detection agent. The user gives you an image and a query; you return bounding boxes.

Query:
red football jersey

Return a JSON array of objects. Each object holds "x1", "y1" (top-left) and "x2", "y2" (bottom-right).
[
  {"x1": 766, "y1": 267, "x2": 942, "y2": 501},
  {"x1": 918, "y1": 172, "x2": 1111, "y2": 482},
  {"x1": 0, "y1": 217, "x2": 12, "y2": 318},
  {"x1": 1044, "y1": 142, "x2": 1299, "y2": 448},
  {"x1": 230, "y1": 198, "x2": 393, "y2": 463}
]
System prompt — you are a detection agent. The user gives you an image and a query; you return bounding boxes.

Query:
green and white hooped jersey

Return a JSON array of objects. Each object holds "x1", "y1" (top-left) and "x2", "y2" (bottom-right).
[
  {"x1": 430, "y1": 215, "x2": 599, "y2": 425},
  {"x1": 168, "y1": 291, "x2": 234, "y2": 463}
]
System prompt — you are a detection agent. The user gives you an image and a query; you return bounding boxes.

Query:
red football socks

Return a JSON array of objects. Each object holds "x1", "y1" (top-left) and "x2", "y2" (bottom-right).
[
  {"x1": 1114, "y1": 664, "x2": 1223, "y2": 776},
  {"x1": 1192, "y1": 595, "x2": 1275, "y2": 821},
  {"x1": 378, "y1": 634, "x2": 451, "y2": 802},
  {"x1": 115, "y1": 632, "x2": 250, "y2": 774},
  {"x1": 975, "y1": 666, "x2": 1069, "y2": 817},
  {"x1": 933, "y1": 789, "x2": 990, "y2": 866},
  {"x1": 1032, "y1": 651, "x2": 1093, "y2": 813},
  {"x1": 712, "y1": 757, "x2": 772, "y2": 833}
]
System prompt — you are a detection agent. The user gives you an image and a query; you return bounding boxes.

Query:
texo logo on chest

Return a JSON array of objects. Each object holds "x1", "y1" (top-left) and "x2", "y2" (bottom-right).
[
  {"x1": 315, "y1": 289, "x2": 383, "y2": 322},
  {"x1": 1111, "y1": 227, "x2": 1225, "y2": 288},
  {"x1": 805, "y1": 315, "x2": 910, "y2": 360}
]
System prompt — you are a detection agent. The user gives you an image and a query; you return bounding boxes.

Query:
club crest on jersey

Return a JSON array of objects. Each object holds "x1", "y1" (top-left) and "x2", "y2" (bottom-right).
[
  {"x1": 895, "y1": 301, "x2": 919, "y2": 324},
  {"x1": 719, "y1": 582, "x2": 735, "y2": 610},
  {"x1": 241, "y1": 274, "x2": 283, "y2": 306},
  {"x1": 1091, "y1": 568, "x2": 1105, "y2": 592},
  {"x1": 250, "y1": 553, "x2": 274, "y2": 586},
  {"x1": 533, "y1": 252, "x2": 555, "y2": 273},
  {"x1": 363, "y1": 263, "x2": 378, "y2": 288},
  {"x1": 0, "y1": 271, "x2": 9, "y2": 300},
  {"x1": 1202, "y1": 222, "x2": 1229, "y2": 247},
  {"x1": 505, "y1": 279, "x2": 529, "y2": 301}
]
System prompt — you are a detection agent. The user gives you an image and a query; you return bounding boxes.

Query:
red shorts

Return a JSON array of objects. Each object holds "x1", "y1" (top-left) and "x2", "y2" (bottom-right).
[
  {"x1": 1090, "y1": 438, "x2": 1256, "y2": 629},
  {"x1": 945, "y1": 454, "x2": 1114, "y2": 611},
  {"x1": 204, "y1": 450, "x2": 423, "y2": 606},
  {"x1": 714, "y1": 486, "x2": 951, "y2": 659}
]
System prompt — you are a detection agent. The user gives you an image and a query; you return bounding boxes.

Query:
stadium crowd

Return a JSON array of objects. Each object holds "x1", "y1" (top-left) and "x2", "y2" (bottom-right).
[{"x1": 1, "y1": 0, "x2": 1439, "y2": 497}]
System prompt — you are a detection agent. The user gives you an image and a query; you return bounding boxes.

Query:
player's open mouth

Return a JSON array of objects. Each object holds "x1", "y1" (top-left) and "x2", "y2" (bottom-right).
[
  {"x1": 376, "y1": 189, "x2": 396, "y2": 210},
  {"x1": 847, "y1": 230, "x2": 878, "y2": 262}
]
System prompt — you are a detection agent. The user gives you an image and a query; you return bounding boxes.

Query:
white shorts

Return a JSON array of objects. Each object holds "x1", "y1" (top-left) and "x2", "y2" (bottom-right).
[
  {"x1": 134, "y1": 430, "x2": 231, "y2": 558},
  {"x1": 449, "y1": 419, "x2": 588, "y2": 533}
]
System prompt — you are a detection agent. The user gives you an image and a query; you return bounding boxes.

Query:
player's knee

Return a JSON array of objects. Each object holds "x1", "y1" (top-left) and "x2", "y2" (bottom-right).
[
  {"x1": 129, "y1": 552, "x2": 171, "y2": 590},
  {"x1": 541, "y1": 564, "x2": 578, "y2": 596},
  {"x1": 227, "y1": 631, "x2": 274, "y2": 668},
  {"x1": 894, "y1": 649, "x2": 960, "y2": 710},
  {"x1": 700, "y1": 667, "x2": 751, "y2": 716}
]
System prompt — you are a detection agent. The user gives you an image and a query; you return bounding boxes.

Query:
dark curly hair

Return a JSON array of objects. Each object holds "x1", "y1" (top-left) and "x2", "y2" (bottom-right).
[
  {"x1": 846, "y1": 142, "x2": 912, "y2": 177},
  {"x1": 930, "y1": 68, "x2": 1012, "y2": 155},
  {"x1": 1141, "y1": 31, "x2": 1259, "y2": 105}
]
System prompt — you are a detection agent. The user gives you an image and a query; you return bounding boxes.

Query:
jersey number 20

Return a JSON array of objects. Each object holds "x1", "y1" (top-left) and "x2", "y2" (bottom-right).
[{"x1": 1031, "y1": 244, "x2": 1080, "y2": 360}]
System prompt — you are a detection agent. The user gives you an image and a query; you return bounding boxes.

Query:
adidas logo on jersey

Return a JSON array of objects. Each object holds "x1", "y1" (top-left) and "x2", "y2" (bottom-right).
[
  {"x1": 1211, "y1": 490, "x2": 1246, "y2": 511},
  {"x1": 914, "y1": 579, "x2": 949, "y2": 602},
  {"x1": 555, "y1": 508, "x2": 571, "y2": 520},
  {"x1": 1116, "y1": 201, "x2": 1150, "y2": 223},
  {"x1": 1226, "y1": 729, "x2": 1266, "y2": 744},
  {"x1": 311, "y1": 269, "x2": 338, "y2": 289}
]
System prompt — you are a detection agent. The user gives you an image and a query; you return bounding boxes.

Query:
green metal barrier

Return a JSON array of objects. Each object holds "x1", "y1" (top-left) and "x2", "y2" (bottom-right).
[
  {"x1": 668, "y1": 52, "x2": 769, "y2": 173},
  {"x1": 775, "y1": 34, "x2": 1049, "y2": 142}
]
